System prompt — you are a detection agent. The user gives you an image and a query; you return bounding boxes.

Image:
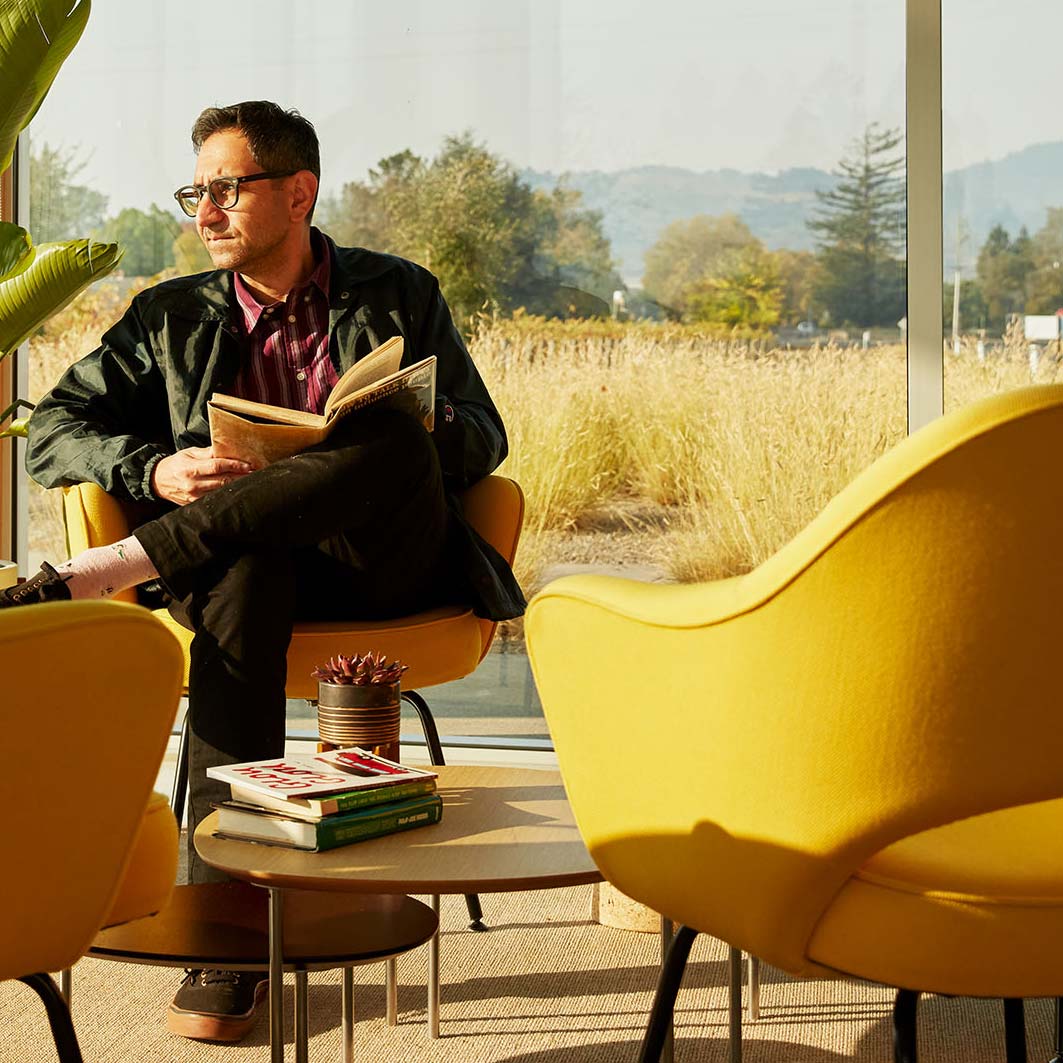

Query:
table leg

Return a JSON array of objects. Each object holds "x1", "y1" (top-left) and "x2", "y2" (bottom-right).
[
  {"x1": 295, "y1": 970, "x2": 308, "y2": 1063},
  {"x1": 341, "y1": 967, "x2": 354, "y2": 1063},
  {"x1": 385, "y1": 958, "x2": 398, "y2": 1026},
  {"x1": 729, "y1": 945, "x2": 743, "y2": 1063},
  {"x1": 747, "y1": 955, "x2": 760, "y2": 1021},
  {"x1": 660, "y1": 916, "x2": 674, "y2": 1063},
  {"x1": 428, "y1": 895, "x2": 440, "y2": 1038},
  {"x1": 269, "y1": 888, "x2": 285, "y2": 1063}
]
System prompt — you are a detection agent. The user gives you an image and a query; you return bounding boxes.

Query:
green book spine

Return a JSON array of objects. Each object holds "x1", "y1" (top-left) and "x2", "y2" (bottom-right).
[
  {"x1": 315, "y1": 794, "x2": 443, "y2": 850},
  {"x1": 324, "y1": 778, "x2": 435, "y2": 813}
]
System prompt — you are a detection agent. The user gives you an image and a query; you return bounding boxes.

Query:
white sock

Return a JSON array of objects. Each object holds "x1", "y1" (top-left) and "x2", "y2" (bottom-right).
[{"x1": 56, "y1": 535, "x2": 159, "y2": 600}]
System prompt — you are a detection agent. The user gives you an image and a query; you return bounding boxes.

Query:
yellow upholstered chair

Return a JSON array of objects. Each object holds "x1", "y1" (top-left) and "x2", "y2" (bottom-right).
[
  {"x1": 1, "y1": 601, "x2": 184, "y2": 1063},
  {"x1": 527, "y1": 384, "x2": 1063, "y2": 1063},
  {"x1": 64, "y1": 474, "x2": 524, "y2": 926}
]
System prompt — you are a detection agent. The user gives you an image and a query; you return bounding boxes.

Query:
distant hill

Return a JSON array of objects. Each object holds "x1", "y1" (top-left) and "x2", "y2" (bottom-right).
[{"x1": 522, "y1": 142, "x2": 1063, "y2": 285}]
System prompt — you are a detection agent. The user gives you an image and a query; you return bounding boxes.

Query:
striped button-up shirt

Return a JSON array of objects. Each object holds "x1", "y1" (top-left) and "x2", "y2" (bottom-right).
[{"x1": 230, "y1": 233, "x2": 338, "y2": 415}]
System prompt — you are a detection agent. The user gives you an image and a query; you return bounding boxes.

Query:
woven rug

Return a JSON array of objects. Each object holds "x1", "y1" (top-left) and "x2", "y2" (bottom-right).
[{"x1": 1, "y1": 881, "x2": 1055, "y2": 1062}]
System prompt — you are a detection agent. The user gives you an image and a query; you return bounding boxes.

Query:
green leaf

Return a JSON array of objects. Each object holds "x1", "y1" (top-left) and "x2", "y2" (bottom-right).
[
  {"x1": 0, "y1": 399, "x2": 32, "y2": 438},
  {"x1": 0, "y1": 417, "x2": 29, "y2": 438},
  {"x1": 0, "y1": 0, "x2": 91, "y2": 171},
  {"x1": 0, "y1": 222, "x2": 31, "y2": 276},
  {"x1": 0, "y1": 223, "x2": 121, "y2": 358}
]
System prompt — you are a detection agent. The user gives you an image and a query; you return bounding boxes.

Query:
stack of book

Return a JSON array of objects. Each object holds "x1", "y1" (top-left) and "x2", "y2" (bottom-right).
[{"x1": 206, "y1": 748, "x2": 441, "y2": 852}]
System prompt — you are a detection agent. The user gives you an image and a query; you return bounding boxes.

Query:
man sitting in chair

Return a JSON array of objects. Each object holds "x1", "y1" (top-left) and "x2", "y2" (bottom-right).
[{"x1": 3, "y1": 100, "x2": 523, "y2": 1041}]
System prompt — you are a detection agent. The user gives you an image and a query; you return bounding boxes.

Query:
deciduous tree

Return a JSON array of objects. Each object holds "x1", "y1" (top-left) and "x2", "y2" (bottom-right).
[
  {"x1": 95, "y1": 205, "x2": 180, "y2": 277},
  {"x1": 976, "y1": 224, "x2": 1035, "y2": 328},
  {"x1": 29, "y1": 143, "x2": 107, "y2": 243},
  {"x1": 318, "y1": 135, "x2": 620, "y2": 326},
  {"x1": 642, "y1": 213, "x2": 761, "y2": 316}
]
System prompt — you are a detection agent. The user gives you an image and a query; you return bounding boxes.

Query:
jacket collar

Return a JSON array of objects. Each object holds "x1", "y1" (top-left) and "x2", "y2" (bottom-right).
[{"x1": 161, "y1": 229, "x2": 404, "y2": 323}]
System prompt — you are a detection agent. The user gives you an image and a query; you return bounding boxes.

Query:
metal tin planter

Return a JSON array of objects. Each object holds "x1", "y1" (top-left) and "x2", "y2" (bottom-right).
[{"x1": 317, "y1": 680, "x2": 401, "y2": 762}]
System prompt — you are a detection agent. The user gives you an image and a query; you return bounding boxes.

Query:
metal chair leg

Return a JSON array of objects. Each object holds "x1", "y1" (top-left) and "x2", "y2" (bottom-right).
[
  {"x1": 19, "y1": 973, "x2": 84, "y2": 1063},
  {"x1": 401, "y1": 690, "x2": 445, "y2": 765},
  {"x1": 893, "y1": 989, "x2": 919, "y2": 1063},
  {"x1": 728, "y1": 945, "x2": 743, "y2": 1063},
  {"x1": 1003, "y1": 998, "x2": 1026, "y2": 1063},
  {"x1": 639, "y1": 924, "x2": 697, "y2": 1063},
  {"x1": 1049, "y1": 997, "x2": 1063, "y2": 1063},
  {"x1": 170, "y1": 711, "x2": 190, "y2": 826},
  {"x1": 402, "y1": 690, "x2": 486, "y2": 930}
]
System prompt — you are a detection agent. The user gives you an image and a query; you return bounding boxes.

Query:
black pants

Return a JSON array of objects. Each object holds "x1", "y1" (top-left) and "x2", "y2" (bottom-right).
[{"x1": 134, "y1": 408, "x2": 450, "y2": 882}]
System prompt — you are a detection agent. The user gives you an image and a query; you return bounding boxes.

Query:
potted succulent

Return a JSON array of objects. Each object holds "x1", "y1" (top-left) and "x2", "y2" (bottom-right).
[{"x1": 312, "y1": 652, "x2": 408, "y2": 761}]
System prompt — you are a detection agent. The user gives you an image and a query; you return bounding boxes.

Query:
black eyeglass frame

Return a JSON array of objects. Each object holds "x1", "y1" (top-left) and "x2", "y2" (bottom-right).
[{"x1": 172, "y1": 170, "x2": 299, "y2": 217}]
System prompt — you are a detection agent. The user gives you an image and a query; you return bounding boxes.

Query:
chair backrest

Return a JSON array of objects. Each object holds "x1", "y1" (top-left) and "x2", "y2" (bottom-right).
[
  {"x1": 527, "y1": 384, "x2": 1063, "y2": 975},
  {"x1": 457, "y1": 475, "x2": 525, "y2": 662},
  {"x1": 63, "y1": 474, "x2": 525, "y2": 657},
  {"x1": 0, "y1": 601, "x2": 184, "y2": 979}
]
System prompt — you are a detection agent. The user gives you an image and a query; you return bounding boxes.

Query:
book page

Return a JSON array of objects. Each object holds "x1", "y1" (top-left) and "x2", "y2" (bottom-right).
[
  {"x1": 323, "y1": 335, "x2": 404, "y2": 419},
  {"x1": 326, "y1": 356, "x2": 436, "y2": 431}
]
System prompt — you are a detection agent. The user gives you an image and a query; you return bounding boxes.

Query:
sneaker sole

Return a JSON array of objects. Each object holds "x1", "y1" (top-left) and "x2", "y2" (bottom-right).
[{"x1": 166, "y1": 979, "x2": 269, "y2": 1042}]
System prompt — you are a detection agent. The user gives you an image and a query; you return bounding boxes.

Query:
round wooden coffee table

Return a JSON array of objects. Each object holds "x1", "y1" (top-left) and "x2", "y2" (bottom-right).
[
  {"x1": 89, "y1": 881, "x2": 436, "y2": 1062},
  {"x1": 195, "y1": 765, "x2": 602, "y2": 1057}
]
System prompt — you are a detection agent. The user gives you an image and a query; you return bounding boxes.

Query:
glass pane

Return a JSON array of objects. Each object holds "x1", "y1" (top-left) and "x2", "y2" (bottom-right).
[
  {"x1": 24, "y1": 0, "x2": 905, "y2": 742},
  {"x1": 942, "y1": 0, "x2": 1063, "y2": 409}
]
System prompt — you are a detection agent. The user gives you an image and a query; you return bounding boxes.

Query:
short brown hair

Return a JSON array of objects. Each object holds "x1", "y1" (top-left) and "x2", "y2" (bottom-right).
[{"x1": 191, "y1": 101, "x2": 320, "y2": 217}]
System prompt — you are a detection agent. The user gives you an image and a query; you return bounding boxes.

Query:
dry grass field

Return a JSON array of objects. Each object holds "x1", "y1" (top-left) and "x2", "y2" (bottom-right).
[{"x1": 26, "y1": 289, "x2": 1062, "y2": 606}]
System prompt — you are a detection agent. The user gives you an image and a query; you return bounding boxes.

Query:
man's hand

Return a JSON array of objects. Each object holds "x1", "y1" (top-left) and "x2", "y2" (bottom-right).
[{"x1": 151, "y1": 447, "x2": 257, "y2": 505}]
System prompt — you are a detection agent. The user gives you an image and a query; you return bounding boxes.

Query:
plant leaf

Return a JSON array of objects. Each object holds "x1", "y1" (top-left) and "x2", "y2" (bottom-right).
[
  {"x1": 0, "y1": 224, "x2": 122, "y2": 358},
  {"x1": 0, "y1": 222, "x2": 31, "y2": 276},
  {"x1": 0, "y1": 0, "x2": 92, "y2": 171},
  {"x1": 0, "y1": 417, "x2": 29, "y2": 438}
]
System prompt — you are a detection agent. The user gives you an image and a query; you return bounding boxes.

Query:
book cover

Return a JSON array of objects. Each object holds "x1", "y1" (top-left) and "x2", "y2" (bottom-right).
[
  {"x1": 214, "y1": 792, "x2": 444, "y2": 851},
  {"x1": 206, "y1": 748, "x2": 437, "y2": 800},
  {"x1": 228, "y1": 776, "x2": 437, "y2": 821},
  {"x1": 207, "y1": 335, "x2": 437, "y2": 465}
]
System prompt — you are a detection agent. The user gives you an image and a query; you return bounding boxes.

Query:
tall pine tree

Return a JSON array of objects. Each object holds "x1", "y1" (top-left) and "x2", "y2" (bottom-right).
[{"x1": 808, "y1": 124, "x2": 906, "y2": 328}]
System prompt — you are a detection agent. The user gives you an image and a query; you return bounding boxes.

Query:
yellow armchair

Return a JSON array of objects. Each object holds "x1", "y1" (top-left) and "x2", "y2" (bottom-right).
[
  {"x1": 527, "y1": 384, "x2": 1063, "y2": 1062},
  {"x1": 63, "y1": 473, "x2": 524, "y2": 930},
  {"x1": 0, "y1": 601, "x2": 184, "y2": 1063}
]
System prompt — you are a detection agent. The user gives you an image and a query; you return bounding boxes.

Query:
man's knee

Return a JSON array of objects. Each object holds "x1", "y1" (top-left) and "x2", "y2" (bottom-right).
[{"x1": 324, "y1": 407, "x2": 442, "y2": 498}]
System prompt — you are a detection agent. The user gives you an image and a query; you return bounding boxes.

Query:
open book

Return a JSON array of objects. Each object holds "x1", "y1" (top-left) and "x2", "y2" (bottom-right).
[{"x1": 208, "y1": 335, "x2": 436, "y2": 466}]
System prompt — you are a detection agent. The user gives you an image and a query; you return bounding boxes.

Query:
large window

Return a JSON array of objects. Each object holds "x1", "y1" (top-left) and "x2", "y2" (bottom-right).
[
  {"x1": 942, "y1": 0, "x2": 1063, "y2": 408},
  {"x1": 21, "y1": 0, "x2": 908, "y2": 741}
]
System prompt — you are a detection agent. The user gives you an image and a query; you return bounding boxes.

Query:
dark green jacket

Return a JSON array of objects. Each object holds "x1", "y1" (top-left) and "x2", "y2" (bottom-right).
[{"x1": 27, "y1": 234, "x2": 524, "y2": 619}]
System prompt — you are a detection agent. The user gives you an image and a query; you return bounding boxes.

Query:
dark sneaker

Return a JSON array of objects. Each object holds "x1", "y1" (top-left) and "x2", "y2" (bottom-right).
[
  {"x1": 0, "y1": 562, "x2": 71, "y2": 609},
  {"x1": 166, "y1": 968, "x2": 268, "y2": 1042}
]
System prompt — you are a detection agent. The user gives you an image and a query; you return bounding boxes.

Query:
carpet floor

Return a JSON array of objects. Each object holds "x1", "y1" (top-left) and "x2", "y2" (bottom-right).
[{"x1": 1, "y1": 880, "x2": 1056, "y2": 1062}]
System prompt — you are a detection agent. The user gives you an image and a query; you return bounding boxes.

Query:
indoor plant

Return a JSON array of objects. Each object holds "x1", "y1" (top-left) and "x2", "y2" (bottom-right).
[
  {"x1": 312, "y1": 652, "x2": 408, "y2": 760},
  {"x1": 0, "y1": 0, "x2": 123, "y2": 583},
  {"x1": 0, "y1": 0, "x2": 123, "y2": 439}
]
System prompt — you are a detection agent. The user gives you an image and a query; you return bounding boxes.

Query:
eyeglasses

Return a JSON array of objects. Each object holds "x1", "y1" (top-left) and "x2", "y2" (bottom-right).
[{"x1": 173, "y1": 170, "x2": 298, "y2": 217}]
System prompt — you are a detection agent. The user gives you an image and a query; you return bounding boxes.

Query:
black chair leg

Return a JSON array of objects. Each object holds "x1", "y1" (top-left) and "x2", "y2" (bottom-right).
[
  {"x1": 1049, "y1": 998, "x2": 1063, "y2": 1063},
  {"x1": 19, "y1": 973, "x2": 84, "y2": 1063},
  {"x1": 639, "y1": 923, "x2": 697, "y2": 1063},
  {"x1": 893, "y1": 989, "x2": 919, "y2": 1063},
  {"x1": 1003, "y1": 998, "x2": 1026, "y2": 1063},
  {"x1": 170, "y1": 711, "x2": 190, "y2": 826},
  {"x1": 402, "y1": 690, "x2": 445, "y2": 765},
  {"x1": 402, "y1": 689, "x2": 487, "y2": 931}
]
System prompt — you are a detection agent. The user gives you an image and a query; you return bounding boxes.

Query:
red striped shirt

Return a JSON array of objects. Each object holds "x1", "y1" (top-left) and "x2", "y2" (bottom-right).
[{"x1": 230, "y1": 230, "x2": 338, "y2": 415}]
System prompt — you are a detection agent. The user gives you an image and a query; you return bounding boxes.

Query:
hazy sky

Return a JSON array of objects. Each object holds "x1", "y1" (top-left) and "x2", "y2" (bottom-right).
[{"x1": 25, "y1": 0, "x2": 1062, "y2": 215}]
